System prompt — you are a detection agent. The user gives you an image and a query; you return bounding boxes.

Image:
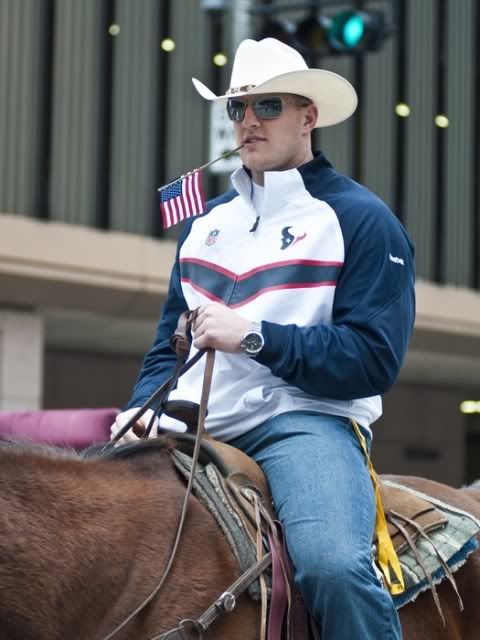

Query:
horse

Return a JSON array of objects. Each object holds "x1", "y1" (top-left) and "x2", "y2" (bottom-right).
[{"x1": 1, "y1": 438, "x2": 480, "y2": 640}]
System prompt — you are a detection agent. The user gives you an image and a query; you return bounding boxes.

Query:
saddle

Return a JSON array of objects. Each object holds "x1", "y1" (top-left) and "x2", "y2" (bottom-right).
[
  {"x1": 167, "y1": 402, "x2": 458, "y2": 628},
  {"x1": 170, "y1": 409, "x2": 274, "y2": 535},
  {"x1": 165, "y1": 400, "x2": 448, "y2": 557}
]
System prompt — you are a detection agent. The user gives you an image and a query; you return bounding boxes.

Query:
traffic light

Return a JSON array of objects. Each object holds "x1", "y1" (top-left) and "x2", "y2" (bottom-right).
[
  {"x1": 258, "y1": 8, "x2": 391, "y2": 56},
  {"x1": 326, "y1": 10, "x2": 389, "y2": 53}
]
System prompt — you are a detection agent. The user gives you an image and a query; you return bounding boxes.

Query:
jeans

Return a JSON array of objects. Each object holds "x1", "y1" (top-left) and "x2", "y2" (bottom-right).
[{"x1": 229, "y1": 411, "x2": 402, "y2": 640}]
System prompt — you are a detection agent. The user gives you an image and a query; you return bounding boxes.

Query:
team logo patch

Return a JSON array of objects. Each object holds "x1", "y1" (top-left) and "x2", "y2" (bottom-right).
[
  {"x1": 205, "y1": 229, "x2": 220, "y2": 246},
  {"x1": 280, "y1": 226, "x2": 307, "y2": 250}
]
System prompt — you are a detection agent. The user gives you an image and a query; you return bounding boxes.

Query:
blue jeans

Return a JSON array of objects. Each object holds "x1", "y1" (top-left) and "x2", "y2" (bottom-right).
[{"x1": 229, "y1": 411, "x2": 402, "y2": 639}]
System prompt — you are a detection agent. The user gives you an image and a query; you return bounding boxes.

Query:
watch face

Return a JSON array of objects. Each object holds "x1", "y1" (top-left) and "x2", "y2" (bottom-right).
[{"x1": 243, "y1": 331, "x2": 263, "y2": 354}]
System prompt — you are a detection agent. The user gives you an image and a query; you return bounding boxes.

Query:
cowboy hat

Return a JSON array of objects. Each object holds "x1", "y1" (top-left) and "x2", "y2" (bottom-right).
[{"x1": 192, "y1": 38, "x2": 357, "y2": 128}]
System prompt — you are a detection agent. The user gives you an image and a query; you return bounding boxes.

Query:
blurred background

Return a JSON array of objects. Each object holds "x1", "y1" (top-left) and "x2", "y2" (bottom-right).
[{"x1": 0, "y1": 0, "x2": 479, "y2": 485}]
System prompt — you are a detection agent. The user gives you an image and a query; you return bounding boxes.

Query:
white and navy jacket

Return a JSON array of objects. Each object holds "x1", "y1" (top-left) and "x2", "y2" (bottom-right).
[{"x1": 126, "y1": 153, "x2": 415, "y2": 441}]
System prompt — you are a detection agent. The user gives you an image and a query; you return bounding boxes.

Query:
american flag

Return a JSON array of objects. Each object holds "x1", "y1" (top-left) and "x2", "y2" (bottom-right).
[{"x1": 159, "y1": 171, "x2": 206, "y2": 229}]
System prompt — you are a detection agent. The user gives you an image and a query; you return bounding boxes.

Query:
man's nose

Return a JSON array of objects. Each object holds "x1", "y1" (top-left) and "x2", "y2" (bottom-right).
[{"x1": 241, "y1": 103, "x2": 260, "y2": 127}]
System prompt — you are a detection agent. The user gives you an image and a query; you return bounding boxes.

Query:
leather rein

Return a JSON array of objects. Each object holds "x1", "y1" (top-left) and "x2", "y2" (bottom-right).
[{"x1": 99, "y1": 310, "x2": 274, "y2": 640}]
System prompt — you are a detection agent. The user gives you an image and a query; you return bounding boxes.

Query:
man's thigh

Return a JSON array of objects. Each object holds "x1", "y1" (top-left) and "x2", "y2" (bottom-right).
[{"x1": 231, "y1": 412, "x2": 376, "y2": 563}]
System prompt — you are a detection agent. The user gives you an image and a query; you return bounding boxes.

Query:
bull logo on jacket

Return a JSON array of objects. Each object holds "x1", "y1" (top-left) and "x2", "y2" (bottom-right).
[{"x1": 281, "y1": 226, "x2": 307, "y2": 250}]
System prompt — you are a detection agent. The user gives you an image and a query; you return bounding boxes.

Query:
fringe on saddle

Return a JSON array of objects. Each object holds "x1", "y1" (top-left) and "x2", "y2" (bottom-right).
[{"x1": 171, "y1": 433, "x2": 318, "y2": 640}]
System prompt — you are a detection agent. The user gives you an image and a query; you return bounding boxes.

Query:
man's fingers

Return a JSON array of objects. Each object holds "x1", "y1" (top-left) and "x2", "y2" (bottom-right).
[
  {"x1": 132, "y1": 421, "x2": 146, "y2": 437},
  {"x1": 192, "y1": 306, "x2": 207, "y2": 333},
  {"x1": 193, "y1": 333, "x2": 208, "y2": 350}
]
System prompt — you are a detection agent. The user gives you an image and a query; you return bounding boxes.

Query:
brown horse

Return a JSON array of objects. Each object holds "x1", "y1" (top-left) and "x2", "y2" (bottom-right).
[{"x1": 1, "y1": 440, "x2": 479, "y2": 640}]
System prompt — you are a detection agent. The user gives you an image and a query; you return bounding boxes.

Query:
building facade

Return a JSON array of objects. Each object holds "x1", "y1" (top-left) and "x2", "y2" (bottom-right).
[{"x1": 1, "y1": 0, "x2": 479, "y2": 485}]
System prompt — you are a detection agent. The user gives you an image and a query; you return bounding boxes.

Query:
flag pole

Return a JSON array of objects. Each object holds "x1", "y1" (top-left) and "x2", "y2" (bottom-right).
[{"x1": 158, "y1": 145, "x2": 244, "y2": 193}]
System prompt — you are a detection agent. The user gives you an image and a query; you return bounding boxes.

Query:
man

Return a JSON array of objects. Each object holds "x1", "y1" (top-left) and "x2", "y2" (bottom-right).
[{"x1": 112, "y1": 38, "x2": 414, "y2": 638}]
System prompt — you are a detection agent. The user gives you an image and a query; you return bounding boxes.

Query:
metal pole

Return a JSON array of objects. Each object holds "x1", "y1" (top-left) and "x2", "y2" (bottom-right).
[{"x1": 231, "y1": 0, "x2": 254, "y2": 49}]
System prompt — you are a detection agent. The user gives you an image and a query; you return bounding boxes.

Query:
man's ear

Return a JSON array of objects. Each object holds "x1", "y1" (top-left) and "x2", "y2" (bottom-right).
[{"x1": 303, "y1": 104, "x2": 318, "y2": 133}]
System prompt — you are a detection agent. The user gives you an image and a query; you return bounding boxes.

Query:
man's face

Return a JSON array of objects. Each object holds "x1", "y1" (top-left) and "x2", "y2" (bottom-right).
[{"x1": 230, "y1": 93, "x2": 317, "y2": 178}]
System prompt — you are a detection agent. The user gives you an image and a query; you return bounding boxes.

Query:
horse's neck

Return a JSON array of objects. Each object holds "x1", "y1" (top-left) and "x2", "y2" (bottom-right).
[{"x1": 0, "y1": 449, "x2": 179, "y2": 639}]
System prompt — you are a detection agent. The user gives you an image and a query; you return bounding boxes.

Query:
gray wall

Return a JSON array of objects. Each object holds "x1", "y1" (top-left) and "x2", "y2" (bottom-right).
[
  {"x1": 43, "y1": 348, "x2": 142, "y2": 410},
  {"x1": 375, "y1": 383, "x2": 467, "y2": 486}
]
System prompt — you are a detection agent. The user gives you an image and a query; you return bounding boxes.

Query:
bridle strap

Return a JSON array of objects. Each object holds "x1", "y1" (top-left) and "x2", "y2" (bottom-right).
[
  {"x1": 99, "y1": 308, "x2": 280, "y2": 639},
  {"x1": 100, "y1": 310, "x2": 215, "y2": 640},
  {"x1": 150, "y1": 552, "x2": 273, "y2": 640}
]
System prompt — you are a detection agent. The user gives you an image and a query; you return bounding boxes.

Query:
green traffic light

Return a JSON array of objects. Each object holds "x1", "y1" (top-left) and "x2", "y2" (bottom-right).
[
  {"x1": 342, "y1": 14, "x2": 365, "y2": 48},
  {"x1": 326, "y1": 9, "x2": 389, "y2": 53}
]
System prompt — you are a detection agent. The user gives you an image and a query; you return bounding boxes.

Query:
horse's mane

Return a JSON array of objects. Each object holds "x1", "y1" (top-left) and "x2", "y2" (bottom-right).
[
  {"x1": 0, "y1": 438, "x2": 80, "y2": 460},
  {"x1": 0, "y1": 436, "x2": 178, "y2": 468}
]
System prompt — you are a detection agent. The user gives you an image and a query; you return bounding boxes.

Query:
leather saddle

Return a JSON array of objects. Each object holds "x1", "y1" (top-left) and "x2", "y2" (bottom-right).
[
  {"x1": 164, "y1": 399, "x2": 448, "y2": 555},
  {"x1": 165, "y1": 400, "x2": 275, "y2": 537}
]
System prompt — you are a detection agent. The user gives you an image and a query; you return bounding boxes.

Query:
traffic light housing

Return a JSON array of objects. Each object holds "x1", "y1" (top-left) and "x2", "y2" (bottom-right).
[
  {"x1": 326, "y1": 10, "x2": 389, "y2": 53},
  {"x1": 258, "y1": 8, "x2": 391, "y2": 56}
]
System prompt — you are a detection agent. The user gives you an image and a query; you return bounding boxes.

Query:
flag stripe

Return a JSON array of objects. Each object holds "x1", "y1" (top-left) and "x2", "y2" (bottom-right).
[
  {"x1": 175, "y1": 192, "x2": 184, "y2": 222},
  {"x1": 186, "y1": 174, "x2": 195, "y2": 218},
  {"x1": 193, "y1": 171, "x2": 202, "y2": 213}
]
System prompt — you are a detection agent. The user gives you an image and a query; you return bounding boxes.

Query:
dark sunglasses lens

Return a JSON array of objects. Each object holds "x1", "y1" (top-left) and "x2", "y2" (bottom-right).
[
  {"x1": 226, "y1": 99, "x2": 246, "y2": 121},
  {"x1": 254, "y1": 98, "x2": 283, "y2": 119}
]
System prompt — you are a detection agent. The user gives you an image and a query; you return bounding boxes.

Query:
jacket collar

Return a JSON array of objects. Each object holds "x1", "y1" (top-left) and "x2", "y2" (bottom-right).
[{"x1": 231, "y1": 151, "x2": 333, "y2": 212}]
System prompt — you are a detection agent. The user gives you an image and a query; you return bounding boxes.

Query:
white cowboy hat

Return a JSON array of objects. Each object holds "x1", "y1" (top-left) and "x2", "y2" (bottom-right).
[{"x1": 192, "y1": 38, "x2": 357, "y2": 128}]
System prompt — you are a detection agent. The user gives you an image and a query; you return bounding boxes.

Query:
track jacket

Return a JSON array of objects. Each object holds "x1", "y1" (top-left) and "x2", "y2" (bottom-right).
[{"x1": 126, "y1": 152, "x2": 415, "y2": 441}]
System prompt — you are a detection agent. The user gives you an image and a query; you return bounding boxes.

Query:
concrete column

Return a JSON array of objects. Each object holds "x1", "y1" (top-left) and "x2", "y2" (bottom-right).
[
  {"x1": 0, "y1": 310, "x2": 44, "y2": 410},
  {"x1": 231, "y1": 0, "x2": 254, "y2": 48}
]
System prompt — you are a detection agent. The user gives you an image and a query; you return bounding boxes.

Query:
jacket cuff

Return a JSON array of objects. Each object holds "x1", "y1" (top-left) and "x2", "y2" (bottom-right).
[{"x1": 255, "y1": 320, "x2": 285, "y2": 371}]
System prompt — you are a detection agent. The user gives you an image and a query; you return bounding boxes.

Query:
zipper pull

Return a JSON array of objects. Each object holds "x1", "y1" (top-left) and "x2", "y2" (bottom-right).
[{"x1": 249, "y1": 216, "x2": 260, "y2": 233}]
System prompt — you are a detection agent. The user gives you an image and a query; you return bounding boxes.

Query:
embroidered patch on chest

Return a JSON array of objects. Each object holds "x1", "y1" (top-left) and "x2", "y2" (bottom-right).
[
  {"x1": 280, "y1": 226, "x2": 307, "y2": 250},
  {"x1": 205, "y1": 229, "x2": 220, "y2": 246}
]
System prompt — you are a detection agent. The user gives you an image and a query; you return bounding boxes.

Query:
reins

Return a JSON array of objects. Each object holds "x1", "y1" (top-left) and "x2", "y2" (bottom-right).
[
  {"x1": 99, "y1": 309, "x2": 292, "y2": 640},
  {"x1": 100, "y1": 309, "x2": 216, "y2": 640},
  {"x1": 105, "y1": 311, "x2": 204, "y2": 449}
]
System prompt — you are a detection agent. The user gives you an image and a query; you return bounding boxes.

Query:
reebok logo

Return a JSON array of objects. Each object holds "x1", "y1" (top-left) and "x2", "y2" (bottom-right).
[{"x1": 389, "y1": 254, "x2": 404, "y2": 266}]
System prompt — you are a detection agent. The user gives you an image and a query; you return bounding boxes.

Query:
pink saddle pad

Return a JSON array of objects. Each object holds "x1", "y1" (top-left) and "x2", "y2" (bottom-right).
[{"x1": 0, "y1": 408, "x2": 119, "y2": 450}]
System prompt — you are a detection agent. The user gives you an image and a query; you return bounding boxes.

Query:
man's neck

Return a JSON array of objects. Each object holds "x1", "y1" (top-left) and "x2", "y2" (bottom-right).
[
  {"x1": 252, "y1": 172, "x2": 265, "y2": 186},
  {"x1": 251, "y1": 150, "x2": 314, "y2": 187}
]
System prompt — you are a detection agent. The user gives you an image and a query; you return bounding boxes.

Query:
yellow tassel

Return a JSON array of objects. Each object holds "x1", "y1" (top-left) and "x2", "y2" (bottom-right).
[{"x1": 351, "y1": 420, "x2": 405, "y2": 595}]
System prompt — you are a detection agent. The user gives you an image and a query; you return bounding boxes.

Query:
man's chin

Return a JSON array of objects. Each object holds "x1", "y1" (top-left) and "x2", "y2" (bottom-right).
[{"x1": 240, "y1": 151, "x2": 277, "y2": 173}]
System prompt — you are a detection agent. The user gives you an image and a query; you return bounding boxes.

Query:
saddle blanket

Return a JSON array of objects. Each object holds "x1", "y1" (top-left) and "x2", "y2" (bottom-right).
[
  {"x1": 383, "y1": 480, "x2": 480, "y2": 609},
  {"x1": 172, "y1": 449, "x2": 480, "y2": 612}
]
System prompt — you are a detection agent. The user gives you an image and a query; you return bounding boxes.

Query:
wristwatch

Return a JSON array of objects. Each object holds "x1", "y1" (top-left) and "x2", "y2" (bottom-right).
[{"x1": 240, "y1": 322, "x2": 264, "y2": 357}]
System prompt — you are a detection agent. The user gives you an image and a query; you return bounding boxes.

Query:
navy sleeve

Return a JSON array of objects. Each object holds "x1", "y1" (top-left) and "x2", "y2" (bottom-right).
[
  {"x1": 256, "y1": 193, "x2": 415, "y2": 399},
  {"x1": 124, "y1": 223, "x2": 192, "y2": 409}
]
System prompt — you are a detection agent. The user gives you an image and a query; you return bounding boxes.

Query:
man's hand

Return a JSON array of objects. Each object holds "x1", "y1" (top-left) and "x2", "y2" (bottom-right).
[
  {"x1": 192, "y1": 302, "x2": 251, "y2": 352},
  {"x1": 110, "y1": 408, "x2": 158, "y2": 444}
]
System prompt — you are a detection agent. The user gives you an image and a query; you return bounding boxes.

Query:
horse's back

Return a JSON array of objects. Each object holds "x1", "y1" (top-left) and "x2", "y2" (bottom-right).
[
  {"x1": 381, "y1": 474, "x2": 480, "y2": 520},
  {"x1": 385, "y1": 474, "x2": 480, "y2": 640}
]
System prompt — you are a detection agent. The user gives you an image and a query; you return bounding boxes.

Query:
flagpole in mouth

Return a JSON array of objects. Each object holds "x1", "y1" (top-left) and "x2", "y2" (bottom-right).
[{"x1": 158, "y1": 144, "x2": 244, "y2": 193}]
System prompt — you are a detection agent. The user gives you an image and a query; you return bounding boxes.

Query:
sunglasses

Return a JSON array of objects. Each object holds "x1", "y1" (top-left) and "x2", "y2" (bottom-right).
[{"x1": 226, "y1": 96, "x2": 311, "y2": 122}]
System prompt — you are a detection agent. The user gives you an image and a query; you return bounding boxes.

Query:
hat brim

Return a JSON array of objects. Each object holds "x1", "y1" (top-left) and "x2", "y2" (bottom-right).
[{"x1": 192, "y1": 69, "x2": 357, "y2": 128}]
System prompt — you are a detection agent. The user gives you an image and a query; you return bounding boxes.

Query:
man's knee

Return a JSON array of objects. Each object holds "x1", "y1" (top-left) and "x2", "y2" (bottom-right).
[{"x1": 294, "y1": 549, "x2": 378, "y2": 602}]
